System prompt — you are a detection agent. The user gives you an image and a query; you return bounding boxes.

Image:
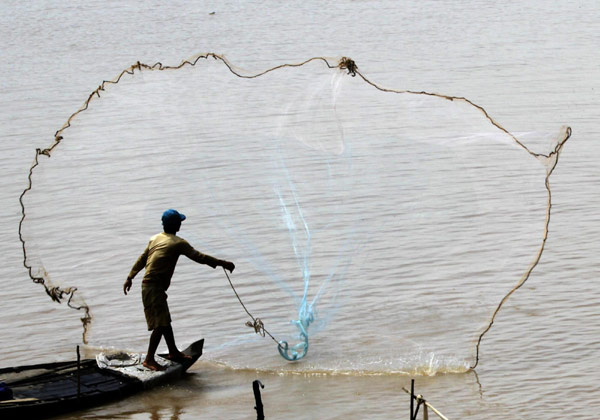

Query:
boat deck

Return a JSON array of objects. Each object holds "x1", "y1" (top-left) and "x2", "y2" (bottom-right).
[
  {"x1": 1, "y1": 360, "x2": 141, "y2": 418},
  {"x1": 0, "y1": 338, "x2": 203, "y2": 419}
]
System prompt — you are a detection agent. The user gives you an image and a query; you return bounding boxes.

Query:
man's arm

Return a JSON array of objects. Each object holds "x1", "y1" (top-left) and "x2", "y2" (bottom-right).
[
  {"x1": 181, "y1": 241, "x2": 235, "y2": 273},
  {"x1": 124, "y1": 245, "x2": 149, "y2": 295}
]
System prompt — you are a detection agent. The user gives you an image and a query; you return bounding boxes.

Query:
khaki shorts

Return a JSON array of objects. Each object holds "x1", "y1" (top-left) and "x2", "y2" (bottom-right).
[{"x1": 141, "y1": 285, "x2": 171, "y2": 331}]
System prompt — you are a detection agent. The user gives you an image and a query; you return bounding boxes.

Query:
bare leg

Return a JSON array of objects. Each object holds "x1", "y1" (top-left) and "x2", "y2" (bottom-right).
[
  {"x1": 163, "y1": 325, "x2": 191, "y2": 361},
  {"x1": 143, "y1": 327, "x2": 166, "y2": 371},
  {"x1": 162, "y1": 325, "x2": 179, "y2": 355}
]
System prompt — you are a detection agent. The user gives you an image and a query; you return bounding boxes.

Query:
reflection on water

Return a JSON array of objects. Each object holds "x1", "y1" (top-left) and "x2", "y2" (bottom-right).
[{"x1": 58, "y1": 365, "x2": 493, "y2": 420}]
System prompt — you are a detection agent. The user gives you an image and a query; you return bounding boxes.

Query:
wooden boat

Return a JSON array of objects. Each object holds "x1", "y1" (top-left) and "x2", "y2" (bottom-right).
[{"x1": 0, "y1": 338, "x2": 203, "y2": 419}]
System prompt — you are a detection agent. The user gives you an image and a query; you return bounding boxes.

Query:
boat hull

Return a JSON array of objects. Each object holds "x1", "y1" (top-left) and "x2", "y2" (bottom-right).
[{"x1": 0, "y1": 338, "x2": 203, "y2": 419}]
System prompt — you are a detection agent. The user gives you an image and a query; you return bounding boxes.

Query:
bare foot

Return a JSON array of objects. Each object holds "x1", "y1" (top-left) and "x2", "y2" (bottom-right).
[
  {"x1": 166, "y1": 351, "x2": 192, "y2": 362},
  {"x1": 143, "y1": 359, "x2": 166, "y2": 371}
]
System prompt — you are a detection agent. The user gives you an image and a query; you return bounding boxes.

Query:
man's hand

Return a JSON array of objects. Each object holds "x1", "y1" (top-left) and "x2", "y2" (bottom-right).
[
  {"x1": 123, "y1": 278, "x2": 132, "y2": 295},
  {"x1": 222, "y1": 261, "x2": 235, "y2": 273}
]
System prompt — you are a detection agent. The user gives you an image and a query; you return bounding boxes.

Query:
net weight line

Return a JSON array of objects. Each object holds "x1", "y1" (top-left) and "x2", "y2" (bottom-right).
[
  {"x1": 18, "y1": 141, "x2": 92, "y2": 341},
  {"x1": 18, "y1": 53, "x2": 570, "y2": 366}
]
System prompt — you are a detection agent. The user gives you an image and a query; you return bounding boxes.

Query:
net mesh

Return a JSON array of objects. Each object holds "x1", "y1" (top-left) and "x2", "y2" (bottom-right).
[{"x1": 19, "y1": 54, "x2": 570, "y2": 370}]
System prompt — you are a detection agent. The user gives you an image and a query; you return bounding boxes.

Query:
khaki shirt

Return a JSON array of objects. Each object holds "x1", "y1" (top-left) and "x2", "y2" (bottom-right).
[{"x1": 128, "y1": 232, "x2": 220, "y2": 290}]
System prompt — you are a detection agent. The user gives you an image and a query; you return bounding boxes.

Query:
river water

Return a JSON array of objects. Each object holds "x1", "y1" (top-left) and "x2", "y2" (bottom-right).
[{"x1": 1, "y1": 1, "x2": 599, "y2": 419}]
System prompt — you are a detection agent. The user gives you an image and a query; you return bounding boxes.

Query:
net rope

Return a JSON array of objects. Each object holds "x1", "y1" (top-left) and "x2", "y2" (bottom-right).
[
  {"x1": 18, "y1": 53, "x2": 570, "y2": 365},
  {"x1": 223, "y1": 268, "x2": 306, "y2": 361}
]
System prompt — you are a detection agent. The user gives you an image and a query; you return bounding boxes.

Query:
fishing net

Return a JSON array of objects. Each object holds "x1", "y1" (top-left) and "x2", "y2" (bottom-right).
[{"x1": 19, "y1": 54, "x2": 569, "y2": 372}]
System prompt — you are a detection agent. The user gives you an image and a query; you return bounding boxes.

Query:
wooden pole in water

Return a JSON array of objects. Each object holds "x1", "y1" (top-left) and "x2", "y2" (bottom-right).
[
  {"x1": 410, "y1": 379, "x2": 415, "y2": 420},
  {"x1": 401, "y1": 387, "x2": 449, "y2": 420},
  {"x1": 76, "y1": 345, "x2": 81, "y2": 399},
  {"x1": 253, "y1": 380, "x2": 265, "y2": 420},
  {"x1": 413, "y1": 398, "x2": 423, "y2": 420}
]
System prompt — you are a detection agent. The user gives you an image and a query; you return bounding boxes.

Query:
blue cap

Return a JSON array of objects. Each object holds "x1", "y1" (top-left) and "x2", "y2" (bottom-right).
[{"x1": 162, "y1": 209, "x2": 186, "y2": 225}]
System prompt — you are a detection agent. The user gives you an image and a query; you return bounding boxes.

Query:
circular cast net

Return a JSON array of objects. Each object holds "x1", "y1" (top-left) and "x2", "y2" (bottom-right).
[{"x1": 19, "y1": 55, "x2": 569, "y2": 373}]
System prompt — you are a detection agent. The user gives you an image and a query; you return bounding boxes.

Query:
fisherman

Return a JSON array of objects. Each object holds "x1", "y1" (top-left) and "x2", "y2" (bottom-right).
[{"x1": 124, "y1": 209, "x2": 235, "y2": 371}]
